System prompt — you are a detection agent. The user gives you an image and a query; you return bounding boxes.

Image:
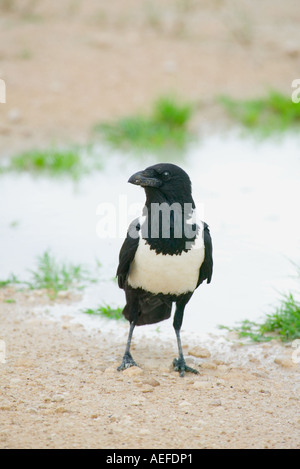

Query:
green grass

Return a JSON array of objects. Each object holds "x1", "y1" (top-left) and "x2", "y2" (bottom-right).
[
  {"x1": 9, "y1": 147, "x2": 83, "y2": 177},
  {"x1": 94, "y1": 95, "x2": 194, "y2": 152},
  {"x1": 83, "y1": 304, "x2": 124, "y2": 321},
  {"x1": 218, "y1": 90, "x2": 300, "y2": 137},
  {"x1": 220, "y1": 293, "x2": 300, "y2": 343},
  {"x1": 0, "y1": 252, "x2": 102, "y2": 300},
  {"x1": 0, "y1": 274, "x2": 20, "y2": 288},
  {"x1": 26, "y1": 251, "x2": 97, "y2": 298},
  {"x1": 0, "y1": 279, "x2": 13, "y2": 288},
  {"x1": 6, "y1": 144, "x2": 103, "y2": 178}
]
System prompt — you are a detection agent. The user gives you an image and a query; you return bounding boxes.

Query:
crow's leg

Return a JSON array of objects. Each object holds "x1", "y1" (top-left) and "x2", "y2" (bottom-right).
[
  {"x1": 117, "y1": 321, "x2": 138, "y2": 370},
  {"x1": 173, "y1": 330, "x2": 199, "y2": 377},
  {"x1": 173, "y1": 297, "x2": 199, "y2": 377},
  {"x1": 118, "y1": 291, "x2": 140, "y2": 371}
]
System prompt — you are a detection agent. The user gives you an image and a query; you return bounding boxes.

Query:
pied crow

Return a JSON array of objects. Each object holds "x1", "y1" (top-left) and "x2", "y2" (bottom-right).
[{"x1": 117, "y1": 163, "x2": 213, "y2": 376}]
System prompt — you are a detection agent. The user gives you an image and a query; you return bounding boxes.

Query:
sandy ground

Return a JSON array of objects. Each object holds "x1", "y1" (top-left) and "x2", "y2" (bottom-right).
[
  {"x1": 0, "y1": 287, "x2": 299, "y2": 449},
  {"x1": 1, "y1": 0, "x2": 300, "y2": 449}
]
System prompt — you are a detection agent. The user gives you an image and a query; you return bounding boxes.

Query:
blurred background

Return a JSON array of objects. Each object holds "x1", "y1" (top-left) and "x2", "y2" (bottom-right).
[
  {"x1": 0, "y1": 0, "x2": 300, "y2": 336},
  {"x1": 1, "y1": 0, "x2": 300, "y2": 153}
]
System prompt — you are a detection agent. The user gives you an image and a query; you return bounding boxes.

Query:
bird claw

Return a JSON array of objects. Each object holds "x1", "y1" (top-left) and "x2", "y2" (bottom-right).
[
  {"x1": 117, "y1": 353, "x2": 139, "y2": 371},
  {"x1": 173, "y1": 358, "x2": 199, "y2": 377}
]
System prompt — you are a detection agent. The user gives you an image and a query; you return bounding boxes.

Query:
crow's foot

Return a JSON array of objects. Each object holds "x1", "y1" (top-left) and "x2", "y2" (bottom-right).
[
  {"x1": 173, "y1": 357, "x2": 199, "y2": 377},
  {"x1": 117, "y1": 353, "x2": 139, "y2": 371}
]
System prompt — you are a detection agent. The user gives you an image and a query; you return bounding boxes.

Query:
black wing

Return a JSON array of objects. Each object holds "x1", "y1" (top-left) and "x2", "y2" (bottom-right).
[
  {"x1": 197, "y1": 222, "x2": 213, "y2": 287},
  {"x1": 116, "y1": 218, "x2": 140, "y2": 289}
]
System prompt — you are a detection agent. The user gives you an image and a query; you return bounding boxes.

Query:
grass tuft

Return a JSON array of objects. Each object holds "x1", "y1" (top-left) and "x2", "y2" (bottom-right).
[
  {"x1": 26, "y1": 251, "x2": 96, "y2": 298},
  {"x1": 93, "y1": 95, "x2": 194, "y2": 152},
  {"x1": 218, "y1": 90, "x2": 300, "y2": 137},
  {"x1": 0, "y1": 274, "x2": 20, "y2": 288},
  {"x1": 6, "y1": 144, "x2": 104, "y2": 178},
  {"x1": 9, "y1": 147, "x2": 83, "y2": 177},
  {"x1": 259, "y1": 293, "x2": 300, "y2": 342},
  {"x1": 220, "y1": 281, "x2": 300, "y2": 343},
  {"x1": 0, "y1": 252, "x2": 102, "y2": 300},
  {"x1": 83, "y1": 304, "x2": 124, "y2": 321}
]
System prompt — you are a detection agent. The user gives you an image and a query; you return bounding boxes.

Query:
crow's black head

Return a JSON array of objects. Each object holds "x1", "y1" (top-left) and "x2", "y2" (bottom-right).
[{"x1": 128, "y1": 163, "x2": 194, "y2": 206}]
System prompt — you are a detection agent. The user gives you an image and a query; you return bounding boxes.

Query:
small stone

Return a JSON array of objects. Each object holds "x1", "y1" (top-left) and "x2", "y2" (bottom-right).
[
  {"x1": 122, "y1": 366, "x2": 144, "y2": 377},
  {"x1": 210, "y1": 400, "x2": 222, "y2": 407},
  {"x1": 141, "y1": 385, "x2": 154, "y2": 393},
  {"x1": 179, "y1": 400, "x2": 192, "y2": 407},
  {"x1": 217, "y1": 365, "x2": 229, "y2": 373},
  {"x1": 26, "y1": 407, "x2": 38, "y2": 414},
  {"x1": 131, "y1": 400, "x2": 144, "y2": 406},
  {"x1": 139, "y1": 428, "x2": 151, "y2": 435},
  {"x1": 57, "y1": 290, "x2": 70, "y2": 299},
  {"x1": 216, "y1": 378, "x2": 226, "y2": 386},
  {"x1": 201, "y1": 361, "x2": 217, "y2": 370},
  {"x1": 143, "y1": 377, "x2": 160, "y2": 387},
  {"x1": 104, "y1": 366, "x2": 117, "y2": 374},
  {"x1": 55, "y1": 407, "x2": 68, "y2": 414},
  {"x1": 188, "y1": 346, "x2": 211, "y2": 358},
  {"x1": 259, "y1": 389, "x2": 271, "y2": 396},
  {"x1": 0, "y1": 406, "x2": 12, "y2": 411},
  {"x1": 51, "y1": 394, "x2": 64, "y2": 403},
  {"x1": 274, "y1": 357, "x2": 296, "y2": 368}
]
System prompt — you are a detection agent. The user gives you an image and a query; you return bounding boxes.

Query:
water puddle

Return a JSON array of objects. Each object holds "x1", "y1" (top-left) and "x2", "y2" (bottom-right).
[{"x1": 1, "y1": 133, "x2": 300, "y2": 334}]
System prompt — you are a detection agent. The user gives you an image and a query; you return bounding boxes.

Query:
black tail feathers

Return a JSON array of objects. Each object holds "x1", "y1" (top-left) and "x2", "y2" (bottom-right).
[{"x1": 123, "y1": 290, "x2": 172, "y2": 326}]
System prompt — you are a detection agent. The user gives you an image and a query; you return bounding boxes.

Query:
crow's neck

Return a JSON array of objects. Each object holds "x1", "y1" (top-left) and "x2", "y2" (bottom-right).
[
  {"x1": 141, "y1": 189, "x2": 197, "y2": 255},
  {"x1": 144, "y1": 187, "x2": 195, "y2": 209}
]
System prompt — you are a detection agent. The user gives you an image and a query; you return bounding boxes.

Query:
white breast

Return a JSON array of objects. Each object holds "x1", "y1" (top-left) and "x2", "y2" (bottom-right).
[{"x1": 127, "y1": 226, "x2": 205, "y2": 295}]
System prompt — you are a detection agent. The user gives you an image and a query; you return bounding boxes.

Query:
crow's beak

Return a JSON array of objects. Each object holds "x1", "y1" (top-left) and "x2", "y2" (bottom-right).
[{"x1": 128, "y1": 170, "x2": 162, "y2": 188}]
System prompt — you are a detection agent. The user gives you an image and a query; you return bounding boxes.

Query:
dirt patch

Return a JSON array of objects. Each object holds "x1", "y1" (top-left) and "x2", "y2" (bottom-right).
[{"x1": 0, "y1": 288, "x2": 299, "y2": 449}]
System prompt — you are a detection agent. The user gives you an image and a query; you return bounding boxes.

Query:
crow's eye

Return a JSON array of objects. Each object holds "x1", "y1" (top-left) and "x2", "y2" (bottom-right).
[{"x1": 161, "y1": 171, "x2": 170, "y2": 181}]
